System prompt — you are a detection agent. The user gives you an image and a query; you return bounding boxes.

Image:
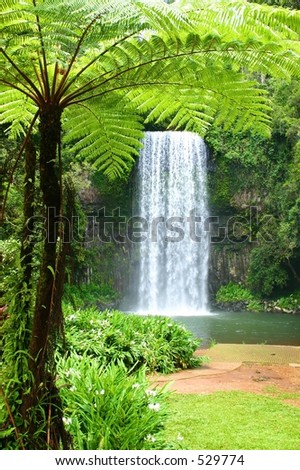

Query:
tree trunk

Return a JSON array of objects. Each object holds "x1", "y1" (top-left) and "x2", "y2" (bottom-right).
[
  {"x1": 22, "y1": 104, "x2": 70, "y2": 449},
  {"x1": 29, "y1": 104, "x2": 62, "y2": 384}
]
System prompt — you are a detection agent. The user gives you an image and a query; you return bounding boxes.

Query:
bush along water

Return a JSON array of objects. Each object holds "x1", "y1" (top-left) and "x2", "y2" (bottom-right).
[
  {"x1": 63, "y1": 283, "x2": 119, "y2": 310},
  {"x1": 55, "y1": 305, "x2": 204, "y2": 450},
  {"x1": 215, "y1": 282, "x2": 262, "y2": 312},
  {"x1": 1, "y1": 305, "x2": 201, "y2": 449},
  {"x1": 63, "y1": 307, "x2": 205, "y2": 374},
  {"x1": 56, "y1": 356, "x2": 177, "y2": 450},
  {"x1": 215, "y1": 282, "x2": 300, "y2": 314},
  {"x1": 264, "y1": 291, "x2": 300, "y2": 314}
]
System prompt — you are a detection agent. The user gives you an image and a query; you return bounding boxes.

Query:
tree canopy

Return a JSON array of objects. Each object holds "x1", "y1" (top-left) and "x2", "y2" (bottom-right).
[{"x1": 1, "y1": 0, "x2": 300, "y2": 178}]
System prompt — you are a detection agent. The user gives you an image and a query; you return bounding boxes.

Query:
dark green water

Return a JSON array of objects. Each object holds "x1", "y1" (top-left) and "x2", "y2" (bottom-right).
[{"x1": 174, "y1": 311, "x2": 300, "y2": 346}]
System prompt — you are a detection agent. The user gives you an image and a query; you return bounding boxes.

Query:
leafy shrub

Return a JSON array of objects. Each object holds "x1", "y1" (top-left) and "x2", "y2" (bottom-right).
[
  {"x1": 216, "y1": 282, "x2": 254, "y2": 303},
  {"x1": 63, "y1": 283, "x2": 118, "y2": 309},
  {"x1": 56, "y1": 355, "x2": 176, "y2": 450},
  {"x1": 248, "y1": 246, "x2": 288, "y2": 297},
  {"x1": 63, "y1": 307, "x2": 203, "y2": 374},
  {"x1": 216, "y1": 282, "x2": 264, "y2": 312},
  {"x1": 273, "y1": 291, "x2": 300, "y2": 312},
  {"x1": 0, "y1": 238, "x2": 20, "y2": 302},
  {"x1": 247, "y1": 300, "x2": 264, "y2": 312}
]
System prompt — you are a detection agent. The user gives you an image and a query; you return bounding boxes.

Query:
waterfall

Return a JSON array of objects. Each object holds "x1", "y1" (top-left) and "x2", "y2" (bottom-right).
[{"x1": 135, "y1": 131, "x2": 209, "y2": 315}]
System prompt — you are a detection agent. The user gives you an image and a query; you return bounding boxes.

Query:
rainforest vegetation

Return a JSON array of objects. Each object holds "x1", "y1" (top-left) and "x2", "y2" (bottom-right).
[{"x1": 1, "y1": 0, "x2": 300, "y2": 450}]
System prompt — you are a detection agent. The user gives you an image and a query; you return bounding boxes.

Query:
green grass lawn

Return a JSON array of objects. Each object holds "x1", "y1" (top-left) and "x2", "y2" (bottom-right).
[{"x1": 164, "y1": 391, "x2": 300, "y2": 450}]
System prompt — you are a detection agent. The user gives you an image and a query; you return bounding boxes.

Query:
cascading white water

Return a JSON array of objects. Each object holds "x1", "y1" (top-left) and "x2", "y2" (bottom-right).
[{"x1": 135, "y1": 131, "x2": 210, "y2": 315}]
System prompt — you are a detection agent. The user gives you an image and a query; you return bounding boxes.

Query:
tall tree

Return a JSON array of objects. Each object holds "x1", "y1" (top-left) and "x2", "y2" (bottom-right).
[{"x1": 1, "y1": 0, "x2": 300, "y2": 448}]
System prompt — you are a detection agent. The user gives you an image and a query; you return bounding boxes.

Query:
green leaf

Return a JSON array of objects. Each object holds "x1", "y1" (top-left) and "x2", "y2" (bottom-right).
[{"x1": 47, "y1": 265, "x2": 55, "y2": 278}]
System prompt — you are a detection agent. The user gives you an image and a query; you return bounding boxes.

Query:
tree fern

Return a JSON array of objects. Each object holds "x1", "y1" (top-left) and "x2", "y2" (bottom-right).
[
  {"x1": 2, "y1": 3, "x2": 300, "y2": 154},
  {"x1": 2, "y1": 0, "x2": 300, "y2": 448}
]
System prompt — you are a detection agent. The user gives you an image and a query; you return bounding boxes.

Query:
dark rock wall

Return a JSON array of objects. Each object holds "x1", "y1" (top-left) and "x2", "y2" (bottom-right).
[{"x1": 208, "y1": 243, "x2": 251, "y2": 295}]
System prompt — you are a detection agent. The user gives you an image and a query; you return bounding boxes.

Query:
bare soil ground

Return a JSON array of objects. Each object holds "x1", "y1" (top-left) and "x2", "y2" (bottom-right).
[
  {"x1": 152, "y1": 344, "x2": 300, "y2": 406},
  {"x1": 168, "y1": 363, "x2": 300, "y2": 402}
]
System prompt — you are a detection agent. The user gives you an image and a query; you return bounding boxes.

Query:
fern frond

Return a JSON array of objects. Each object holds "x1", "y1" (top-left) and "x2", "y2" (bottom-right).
[
  {"x1": 179, "y1": 0, "x2": 300, "y2": 40},
  {"x1": 63, "y1": 99, "x2": 144, "y2": 179},
  {"x1": 2, "y1": 0, "x2": 300, "y2": 171},
  {"x1": 125, "y1": 68, "x2": 272, "y2": 136},
  {"x1": 0, "y1": 88, "x2": 37, "y2": 138},
  {"x1": 63, "y1": 32, "x2": 300, "y2": 109}
]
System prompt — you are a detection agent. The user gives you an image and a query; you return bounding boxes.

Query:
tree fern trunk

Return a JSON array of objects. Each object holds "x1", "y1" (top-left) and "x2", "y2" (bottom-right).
[
  {"x1": 29, "y1": 104, "x2": 62, "y2": 383},
  {"x1": 22, "y1": 104, "x2": 70, "y2": 449}
]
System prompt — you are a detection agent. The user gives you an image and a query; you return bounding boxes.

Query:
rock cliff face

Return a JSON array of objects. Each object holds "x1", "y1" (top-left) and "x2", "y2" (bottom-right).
[
  {"x1": 208, "y1": 244, "x2": 251, "y2": 295},
  {"x1": 79, "y1": 204, "x2": 131, "y2": 296}
]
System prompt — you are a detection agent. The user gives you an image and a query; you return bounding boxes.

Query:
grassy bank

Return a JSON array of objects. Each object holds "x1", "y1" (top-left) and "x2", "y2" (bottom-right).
[{"x1": 165, "y1": 391, "x2": 300, "y2": 450}]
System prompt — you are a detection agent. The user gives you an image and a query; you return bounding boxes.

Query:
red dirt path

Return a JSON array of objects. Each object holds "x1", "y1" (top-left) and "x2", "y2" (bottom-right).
[
  {"x1": 151, "y1": 344, "x2": 300, "y2": 406},
  {"x1": 167, "y1": 363, "x2": 300, "y2": 397}
]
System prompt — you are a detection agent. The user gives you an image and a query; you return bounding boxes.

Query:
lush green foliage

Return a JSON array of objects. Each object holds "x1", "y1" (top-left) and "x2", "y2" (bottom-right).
[
  {"x1": 63, "y1": 307, "x2": 203, "y2": 374},
  {"x1": 0, "y1": 238, "x2": 20, "y2": 297},
  {"x1": 1, "y1": 303, "x2": 203, "y2": 448},
  {"x1": 215, "y1": 282, "x2": 300, "y2": 312},
  {"x1": 2, "y1": 0, "x2": 300, "y2": 449},
  {"x1": 248, "y1": 246, "x2": 289, "y2": 297},
  {"x1": 63, "y1": 283, "x2": 118, "y2": 309},
  {"x1": 246, "y1": 299, "x2": 265, "y2": 313},
  {"x1": 208, "y1": 77, "x2": 300, "y2": 299},
  {"x1": 215, "y1": 282, "x2": 264, "y2": 311},
  {"x1": 272, "y1": 290, "x2": 300, "y2": 311},
  {"x1": 253, "y1": 0, "x2": 300, "y2": 6},
  {"x1": 2, "y1": 0, "x2": 300, "y2": 173},
  {"x1": 56, "y1": 357, "x2": 174, "y2": 450},
  {"x1": 165, "y1": 391, "x2": 300, "y2": 450},
  {"x1": 216, "y1": 282, "x2": 255, "y2": 303}
]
